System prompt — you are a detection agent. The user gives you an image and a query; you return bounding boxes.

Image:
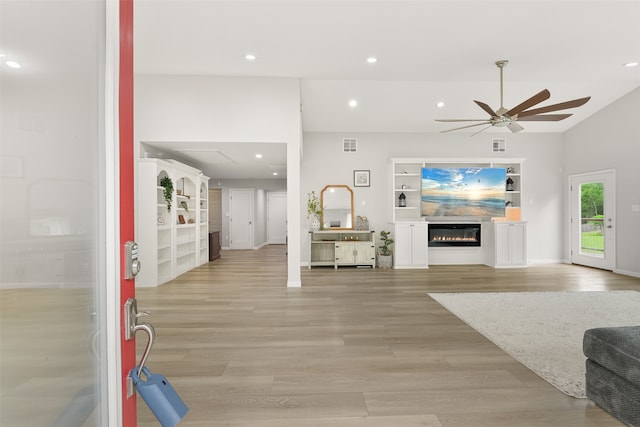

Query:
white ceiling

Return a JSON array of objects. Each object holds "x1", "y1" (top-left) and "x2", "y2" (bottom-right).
[{"x1": 134, "y1": 0, "x2": 640, "y2": 178}]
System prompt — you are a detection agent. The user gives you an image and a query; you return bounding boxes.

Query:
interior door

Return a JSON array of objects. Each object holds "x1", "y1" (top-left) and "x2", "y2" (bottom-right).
[
  {"x1": 267, "y1": 191, "x2": 287, "y2": 244},
  {"x1": 230, "y1": 189, "x2": 253, "y2": 249},
  {"x1": 570, "y1": 170, "x2": 616, "y2": 270}
]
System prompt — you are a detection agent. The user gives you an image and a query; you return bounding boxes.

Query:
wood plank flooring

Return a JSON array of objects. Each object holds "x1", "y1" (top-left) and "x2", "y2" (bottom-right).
[{"x1": 136, "y1": 245, "x2": 640, "y2": 426}]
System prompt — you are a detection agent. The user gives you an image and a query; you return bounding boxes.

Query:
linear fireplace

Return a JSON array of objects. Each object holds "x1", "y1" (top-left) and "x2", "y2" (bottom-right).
[{"x1": 428, "y1": 223, "x2": 481, "y2": 247}]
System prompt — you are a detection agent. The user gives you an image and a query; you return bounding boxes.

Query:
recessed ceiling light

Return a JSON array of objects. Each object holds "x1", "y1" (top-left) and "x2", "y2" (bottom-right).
[
  {"x1": 272, "y1": 172, "x2": 278, "y2": 176},
  {"x1": 6, "y1": 60, "x2": 21, "y2": 69},
  {"x1": 245, "y1": 53, "x2": 256, "y2": 61},
  {"x1": 436, "y1": 101, "x2": 445, "y2": 108},
  {"x1": 623, "y1": 62, "x2": 639, "y2": 68},
  {"x1": 366, "y1": 56, "x2": 378, "y2": 64},
  {"x1": 255, "y1": 153, "x2": 262, "y2": 158},
  {"x1": 348, "y1": 99, "x2": 358, "y2": 108}
]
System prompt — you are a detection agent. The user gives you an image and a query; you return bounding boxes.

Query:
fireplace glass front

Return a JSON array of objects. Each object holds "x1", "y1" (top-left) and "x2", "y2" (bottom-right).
[{"x1": 428, "y1": 223, "x2": 481, "y2": 247}]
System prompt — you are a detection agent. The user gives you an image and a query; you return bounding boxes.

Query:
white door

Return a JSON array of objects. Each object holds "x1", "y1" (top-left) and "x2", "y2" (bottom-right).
[
  {"x1": 230, "y1": 189, "x2": 253, "y2": 249},
  {"x1": 267, "y1": 191, "x2": 287, "y2": 244},
  {"x1": 570, "y1": 170, "x2": 616, "y2": 270}
]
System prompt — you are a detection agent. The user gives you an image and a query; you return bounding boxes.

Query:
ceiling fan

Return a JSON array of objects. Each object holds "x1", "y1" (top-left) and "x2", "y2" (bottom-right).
[{"x1": 436, "y1": 60, "x2": 591, "y2": 136}]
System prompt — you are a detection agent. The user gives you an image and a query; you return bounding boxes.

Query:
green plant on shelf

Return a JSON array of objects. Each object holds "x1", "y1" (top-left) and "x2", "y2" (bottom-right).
[{"x1": 160, "y1": 176, "x2": 174, "y2": 211}]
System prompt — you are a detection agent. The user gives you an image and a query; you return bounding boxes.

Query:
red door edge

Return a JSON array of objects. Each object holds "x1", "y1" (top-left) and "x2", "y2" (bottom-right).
[{"x1": 119, "y1": 0, "x2": 136, "y2": 424}]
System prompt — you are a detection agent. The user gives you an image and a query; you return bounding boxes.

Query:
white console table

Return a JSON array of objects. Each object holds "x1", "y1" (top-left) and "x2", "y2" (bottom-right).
[{"x1": 308, "y1": 230, "x2": 376, "y2": 269}]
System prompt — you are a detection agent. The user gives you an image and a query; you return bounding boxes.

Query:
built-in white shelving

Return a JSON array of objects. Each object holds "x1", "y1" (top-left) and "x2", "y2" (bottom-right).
[{"x1": 136, "y1": 158, "x2": 209, "y2": 287}]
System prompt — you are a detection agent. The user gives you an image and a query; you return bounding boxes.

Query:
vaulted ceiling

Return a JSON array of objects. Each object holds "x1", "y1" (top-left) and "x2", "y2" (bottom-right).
[{"x1": 135, "y1": 1, "x2": 640, "y2": 178}]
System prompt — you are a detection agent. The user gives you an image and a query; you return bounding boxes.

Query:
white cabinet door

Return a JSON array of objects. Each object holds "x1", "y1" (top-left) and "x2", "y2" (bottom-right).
[
  {"x1": 394, "y1": 223, "x2": 428, "y2": 268},
  {"x1": 508, "y1": 222, "x2": 527, "y2": 266},
  {"x1": 335, "y1": 242, "x2": 355, "y2": 265},
  {"x1": 494, "y1": 222, "x2": 527, "y2": 267},
  {"x1": 354, "y1": 242, "x2": 375, "y2": 266},
  {"x1": 394, "y1": 224, "x2": 413, "y2": 267},
  {"x1": 409, "y1": 223, "x2": 428, "y2": 266}
]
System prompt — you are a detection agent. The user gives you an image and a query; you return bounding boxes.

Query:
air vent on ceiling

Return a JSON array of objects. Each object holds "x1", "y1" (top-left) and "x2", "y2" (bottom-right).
[
  {"x1": 343, "y1": 138, "x2": 357, "y2": 153},
  {"x1": 492, "y1": 138, "x2": 506, "y2": 152}
]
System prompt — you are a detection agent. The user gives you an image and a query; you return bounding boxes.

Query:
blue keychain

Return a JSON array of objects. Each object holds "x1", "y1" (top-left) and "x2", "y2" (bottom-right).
[{"x1": 131, "y1": 365, "x2": 189, "y2": 427}]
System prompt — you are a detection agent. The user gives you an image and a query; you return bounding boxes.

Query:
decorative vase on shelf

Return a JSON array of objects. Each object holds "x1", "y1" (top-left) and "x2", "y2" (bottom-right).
[
  {"x1": 309, "y1": 215, "x2": 321, "y2": 231},
  {"x1": 506, "y1": 177, "x2": 514, "y2": 191},
  {"x1": 399, "y1": 192, "x2": 407, "y2": 207}
]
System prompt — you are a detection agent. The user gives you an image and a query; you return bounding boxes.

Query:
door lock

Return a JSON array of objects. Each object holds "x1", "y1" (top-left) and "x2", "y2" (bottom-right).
[{"x1": 124, "y1": 241, "x2": 141, "y2": 279}]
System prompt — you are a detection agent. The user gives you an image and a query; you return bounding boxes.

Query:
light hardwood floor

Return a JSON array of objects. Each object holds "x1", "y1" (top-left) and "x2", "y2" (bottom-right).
[{"x1": 136, "y1": 245, "x2": 640, "y2": 426}]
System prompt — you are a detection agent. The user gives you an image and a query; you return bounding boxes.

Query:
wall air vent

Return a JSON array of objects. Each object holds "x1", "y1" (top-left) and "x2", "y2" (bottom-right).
[
  {"x1": 343, "y1": 138, "x2": 357, "y2": 153},
  {"x1": 492, "y1": 138, "x2": 506, "y2": 152}
]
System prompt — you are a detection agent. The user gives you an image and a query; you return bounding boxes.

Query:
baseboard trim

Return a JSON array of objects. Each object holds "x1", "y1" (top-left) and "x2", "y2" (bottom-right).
[
  {"x1": 527, "y1": 259, "x2": 566, "y2": 265},
  {"x1": 614, "y1": 268, "x2": 640, "y2": 279}
]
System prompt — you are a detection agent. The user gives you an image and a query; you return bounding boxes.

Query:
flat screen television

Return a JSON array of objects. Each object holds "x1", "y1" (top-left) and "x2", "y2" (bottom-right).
[{"x1": 421, "y1": 167, "x2": 506, "y2": 217}]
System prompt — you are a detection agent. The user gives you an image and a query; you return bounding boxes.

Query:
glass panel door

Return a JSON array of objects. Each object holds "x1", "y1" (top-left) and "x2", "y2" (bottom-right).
[
  {"x1": 570, "y1": 171, "x2": 616, "y2": 270},
  {"x1": 0, "y1": 1, "x2": 109, "y2": 425}
]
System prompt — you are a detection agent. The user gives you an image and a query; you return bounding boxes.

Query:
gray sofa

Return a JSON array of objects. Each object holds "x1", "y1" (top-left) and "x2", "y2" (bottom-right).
[{"x1": 583, "y1": 326, "x2": 640, "y2": 427}]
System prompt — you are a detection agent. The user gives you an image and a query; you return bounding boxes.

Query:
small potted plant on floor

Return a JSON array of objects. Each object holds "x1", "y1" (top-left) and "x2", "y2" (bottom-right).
[{"x1": 378, "y1": 230, "x2": 394, "y2": 269}]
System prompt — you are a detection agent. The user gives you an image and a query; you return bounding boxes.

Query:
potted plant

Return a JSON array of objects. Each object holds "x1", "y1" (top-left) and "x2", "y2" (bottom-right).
[
  {"x1": 160, "y1": 176, "x2": 174, "y2": 211},
  {"x1": 307, "y1": 191, "x2": 322, "y2": 230},
  {"x1": 378, "y1": 230, "x2": 394, "y2": 268}
]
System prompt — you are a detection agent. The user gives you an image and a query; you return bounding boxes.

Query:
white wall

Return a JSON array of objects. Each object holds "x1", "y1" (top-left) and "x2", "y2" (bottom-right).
[
  {"x1": 135, "y1": 75, "x2": 302, "y2": 286},
  {"x1": 564, "y1": 88, "x2": 640, "y2": 277},
  {"x1": 301, "y1": 131, "x2": 566, "y2": 264}
]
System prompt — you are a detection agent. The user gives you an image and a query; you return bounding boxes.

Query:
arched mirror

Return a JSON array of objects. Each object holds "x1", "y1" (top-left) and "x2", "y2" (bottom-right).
[{"x1": 321, "y1": 185, "x2": 354, "y2": 230}]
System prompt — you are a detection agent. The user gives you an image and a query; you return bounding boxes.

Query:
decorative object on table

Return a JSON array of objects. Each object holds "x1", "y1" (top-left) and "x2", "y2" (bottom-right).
[
  {"x1": 180, "y1": 200, "x2": 189, "y2": 212},
  {"x1": 378, "y1": 230, "x2": 394, "y2": 268},
  {"x1": 354, "y1": 170, "x2": 370, "y2": 187},
  {"x1": 159, "y1": 176, "x2": 173, "y2": 211},
  {"x1": 398, "y1": 192, "x2": 406, "y2": 207},
  {"x1": 355, "y1": 215, "x2": 369, "y2": 231},
  {"x1": 307, "y1": 190, "x2": 322, "y2": 231}
]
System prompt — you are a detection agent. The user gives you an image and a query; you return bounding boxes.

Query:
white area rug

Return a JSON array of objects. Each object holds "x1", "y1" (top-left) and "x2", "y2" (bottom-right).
[{"x1": 428, "y1": 291, "x2": 640, "y2": 398}]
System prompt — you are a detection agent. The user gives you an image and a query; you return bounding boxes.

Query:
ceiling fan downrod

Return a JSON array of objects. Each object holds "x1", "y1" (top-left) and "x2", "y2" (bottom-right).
[{"x1": 496, "y1": 60, "x2": 508, "y2": 115}]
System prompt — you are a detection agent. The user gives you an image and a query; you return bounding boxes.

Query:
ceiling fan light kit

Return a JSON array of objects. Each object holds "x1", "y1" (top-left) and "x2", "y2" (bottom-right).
[{"x1": 437, "y1": 60, "x2": 591, "y2": 136}]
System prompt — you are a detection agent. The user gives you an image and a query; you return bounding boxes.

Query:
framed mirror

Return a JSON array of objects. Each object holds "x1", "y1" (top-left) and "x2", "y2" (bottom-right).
[{"x1": 321, "y1": 185, "x2": 354, "y2": 230}]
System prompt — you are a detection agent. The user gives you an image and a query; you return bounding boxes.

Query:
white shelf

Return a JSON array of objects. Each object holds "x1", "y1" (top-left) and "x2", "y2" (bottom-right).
[{"x1": 136, "y1": 158, "x2": 209, "y2": 287}]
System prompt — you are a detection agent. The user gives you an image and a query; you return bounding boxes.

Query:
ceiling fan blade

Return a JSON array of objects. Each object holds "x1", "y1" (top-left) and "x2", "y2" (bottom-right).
[
  {"x1": 508, "y1": 122, "x2": 524, "y2": 133},
  {"x1": 471, "y1": 125, "x2": 493, "y2": 137},
  {"x1": 440, "y1": 121, "x2": 491, "y2": 133},
  {"x1": 474, "y1": 100, "x2": 497, "y2": 117},
  {"x1": 505, "y1": 89, "x2": 550, "y2": 117},
  {"x1": 517, "y1": 113, "x2": 572, "y2": 122},
  {"x1": 435, "y1": 119, "x2": 490, "y2": 122},
  {"x1": 517, "y1": 97, "x2": 591, "y2": 118}
]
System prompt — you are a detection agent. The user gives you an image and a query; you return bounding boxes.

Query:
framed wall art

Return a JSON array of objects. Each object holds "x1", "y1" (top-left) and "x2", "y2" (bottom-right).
[{"x1": 354, "y1": 170, "x2": 370, "y2": 187}]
